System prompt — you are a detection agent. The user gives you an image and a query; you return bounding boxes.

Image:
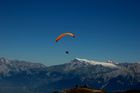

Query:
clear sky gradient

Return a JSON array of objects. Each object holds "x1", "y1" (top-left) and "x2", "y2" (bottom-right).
[{"x1": 0, "y1": 0, "x2": 140, "y2": 65}]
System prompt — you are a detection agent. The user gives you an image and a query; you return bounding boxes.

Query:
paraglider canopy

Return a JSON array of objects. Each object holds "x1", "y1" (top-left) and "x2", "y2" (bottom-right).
[{"x1": 56, "y1": 32, "x2": 75, "y2": 42}]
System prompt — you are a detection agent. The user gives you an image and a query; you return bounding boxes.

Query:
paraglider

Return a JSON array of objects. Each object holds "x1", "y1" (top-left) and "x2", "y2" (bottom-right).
[
  {"x1": 55, "y1": 32, "x2": 75, "y2": 55},
  {"x1": 56, "y1": 32, "x2": 75, "y2": 42}
]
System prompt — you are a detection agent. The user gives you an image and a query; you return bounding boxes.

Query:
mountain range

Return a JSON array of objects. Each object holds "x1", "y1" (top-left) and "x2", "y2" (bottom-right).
[{"x1": 0, "y1": 57, "x2": 139, "y2": 93}]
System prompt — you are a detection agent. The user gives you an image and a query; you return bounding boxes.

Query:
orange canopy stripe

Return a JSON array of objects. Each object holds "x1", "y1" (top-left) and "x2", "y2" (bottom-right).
[{"x1": 56, "y1": 32, "x2": 75, "y2": 42}]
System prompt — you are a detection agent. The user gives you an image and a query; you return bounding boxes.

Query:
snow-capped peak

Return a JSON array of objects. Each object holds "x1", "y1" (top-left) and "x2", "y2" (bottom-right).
[{"x1": 74, "y1": 58, "x2": 118, "y2": 68}]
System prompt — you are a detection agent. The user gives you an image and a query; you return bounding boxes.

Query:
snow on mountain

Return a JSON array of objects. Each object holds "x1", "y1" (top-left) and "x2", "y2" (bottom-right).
[
  {"x1": 0, "y1": 57, "x2": 46, "y2": 76},
  {"x1": 73, "y1": 58, "x2": 118, "y2": 68},
  {"x1": 0, "y1": 57, "x2": 10, "y2": 64}
]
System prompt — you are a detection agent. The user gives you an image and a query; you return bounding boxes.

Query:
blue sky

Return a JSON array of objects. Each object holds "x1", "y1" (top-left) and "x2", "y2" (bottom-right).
[{"x1": 0, "y1": 0, "x2": 140, "y2": 65}]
